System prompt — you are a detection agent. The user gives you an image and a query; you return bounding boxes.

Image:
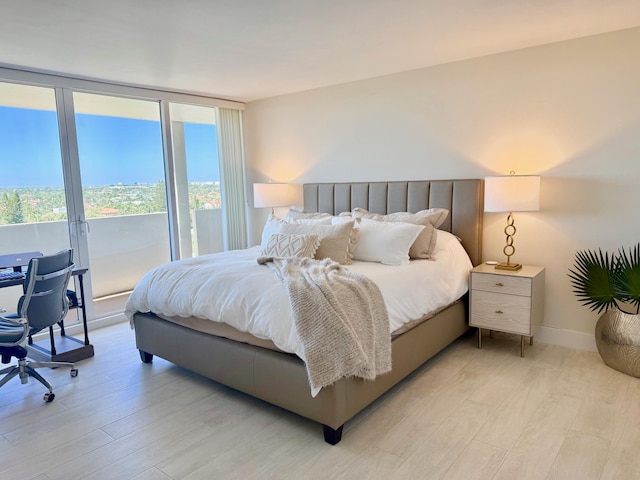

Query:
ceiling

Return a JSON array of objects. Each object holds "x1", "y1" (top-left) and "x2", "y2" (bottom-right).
[{"x1": 1, "y1": 0, "x2": 640, "y2": 103}]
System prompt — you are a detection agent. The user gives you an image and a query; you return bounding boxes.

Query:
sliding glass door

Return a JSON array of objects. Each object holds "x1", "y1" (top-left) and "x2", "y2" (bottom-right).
[
  {"x1": 0, "y1": 82, "x2": 72, "y2": 308},
  {"x1": 73, "y1": 93, "x2": 171, "y2": 315}
]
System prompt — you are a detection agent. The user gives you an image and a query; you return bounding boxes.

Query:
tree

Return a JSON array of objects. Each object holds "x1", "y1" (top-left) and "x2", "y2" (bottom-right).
[
  {"x1": 0, "y1": 190, "x2": 25, "y2": 225},
  {"x1": 0, "y1": 191, "x2": 8, "y2": 224},
  {"x1": 5, "y1": 190, "x2": 25, "y2": 224},
  {"x1": 151, "y1": 180, "x2": 168, "y2": 213}
]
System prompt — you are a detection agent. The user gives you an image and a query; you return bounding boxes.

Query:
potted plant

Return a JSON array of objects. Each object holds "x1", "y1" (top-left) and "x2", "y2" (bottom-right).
[{"x1": 568, "y1": 243, "x2": 640, "y2": 377}]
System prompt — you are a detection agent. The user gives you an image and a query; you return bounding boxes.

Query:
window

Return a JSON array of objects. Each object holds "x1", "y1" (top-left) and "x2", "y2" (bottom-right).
[
  {"x1": 0, "y1": 68, "x2": 246, "y2": 322},
  {"x1": 169, "y1": 103, "x2": 223, "y2": 257}
]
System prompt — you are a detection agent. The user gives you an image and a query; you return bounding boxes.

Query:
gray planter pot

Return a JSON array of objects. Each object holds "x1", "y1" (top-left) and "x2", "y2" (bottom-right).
[{"x1": 595, "y1": 309, "x2": 640, "y2": 377}]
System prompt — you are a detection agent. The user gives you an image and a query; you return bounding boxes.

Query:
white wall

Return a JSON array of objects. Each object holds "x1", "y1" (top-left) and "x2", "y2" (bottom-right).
[{"x1": 243, "y1": 27, "x2": 640, "y2": 348}]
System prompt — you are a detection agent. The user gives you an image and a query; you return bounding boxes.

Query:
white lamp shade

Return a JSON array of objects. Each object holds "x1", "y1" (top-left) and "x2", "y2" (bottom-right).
[
  {"x1": 253, "y1": 183, "x2": 290, "y2": 209},
  {"x1": 484, "y1": 175, "x2": 540, "y2": 213}
]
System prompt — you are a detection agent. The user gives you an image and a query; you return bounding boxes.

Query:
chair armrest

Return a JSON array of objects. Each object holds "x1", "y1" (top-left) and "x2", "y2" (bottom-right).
[
  {"x1": 0, "y1": 315, "x2": 26, "y2": 326},
  {"x1": 0, "y1": 315, "x2": 29, "y2": 347}
]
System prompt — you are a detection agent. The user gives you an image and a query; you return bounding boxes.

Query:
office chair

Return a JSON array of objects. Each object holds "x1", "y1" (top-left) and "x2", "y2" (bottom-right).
[{"x1": 0, "y1": 249, "x2": 78, "y2": 402}]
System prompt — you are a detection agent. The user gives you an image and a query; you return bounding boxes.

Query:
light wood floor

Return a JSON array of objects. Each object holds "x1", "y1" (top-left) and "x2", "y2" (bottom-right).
[{"x1": 1, "y1": 322, "x2": 639, "y2": 480}]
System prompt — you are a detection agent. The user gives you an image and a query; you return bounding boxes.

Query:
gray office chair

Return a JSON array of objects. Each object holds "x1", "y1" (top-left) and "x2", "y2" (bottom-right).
[{"x1": 0, "y1": 249, "x2": 78, "y2": 402}]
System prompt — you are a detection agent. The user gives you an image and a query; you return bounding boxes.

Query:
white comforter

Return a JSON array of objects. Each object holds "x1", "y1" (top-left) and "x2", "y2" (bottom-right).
[{"x1": 125, "y1": 230, "x2": 472, "y2": 359}]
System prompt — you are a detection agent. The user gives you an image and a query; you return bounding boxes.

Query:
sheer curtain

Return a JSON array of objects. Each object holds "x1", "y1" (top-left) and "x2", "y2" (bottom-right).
[{"x1": 217, "y1": 107, "x2": 248, "y2": 250}]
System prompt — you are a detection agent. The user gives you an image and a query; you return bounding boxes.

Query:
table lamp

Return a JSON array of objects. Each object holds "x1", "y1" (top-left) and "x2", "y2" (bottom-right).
[
  {"x1": 484, "y1": 174, "x2": 540, "y2": 271},
  {"x1": 253, "y1": 183, "x2": 290, "y2": 214}
]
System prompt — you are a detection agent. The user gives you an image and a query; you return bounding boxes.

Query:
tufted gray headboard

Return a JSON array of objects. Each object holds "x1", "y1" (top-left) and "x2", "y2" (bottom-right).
[{"x1": 303, "y1": 179, "x2": 484, "y2": 266}]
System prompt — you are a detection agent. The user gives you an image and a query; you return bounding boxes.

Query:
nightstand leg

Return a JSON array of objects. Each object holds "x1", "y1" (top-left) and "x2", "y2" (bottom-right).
[
  {"x1": 521, "y1": 336, "x2": 525, "y2": 357},
  {"x1": 530, "y1": 336, "x2": 533, "y2": 346},
  {"x1": 478, "y1": 328, "x2": 482, "y2": 349}
]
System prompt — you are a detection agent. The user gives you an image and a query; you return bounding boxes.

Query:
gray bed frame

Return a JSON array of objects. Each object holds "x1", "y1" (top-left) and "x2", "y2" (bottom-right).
[{"x1": 134, "y1": 179, "x2": 484, "y2": 444}]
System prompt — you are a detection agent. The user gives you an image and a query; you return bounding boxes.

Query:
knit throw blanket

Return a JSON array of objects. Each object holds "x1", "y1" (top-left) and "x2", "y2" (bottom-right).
[{"x1": 268, "y1": 256, "x2": 391, "y2": 391}]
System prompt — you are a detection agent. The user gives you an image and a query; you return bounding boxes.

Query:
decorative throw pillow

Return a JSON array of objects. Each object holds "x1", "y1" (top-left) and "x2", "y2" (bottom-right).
[
  {"x1": 261, "y1": 233, "x2": 320, "y2": 259},
  {"x1": 260, "y1": 214, "x2": 333, "y2": 249},
  {"x1": 351, "y1": 208, "x2": 449, "y2": 259},
  {"x1": 352, "y1": 218, "x2": 425, "y2": 266},
  {"x1": 275, "y1": 220, "x2": 357, "y2": 264}
]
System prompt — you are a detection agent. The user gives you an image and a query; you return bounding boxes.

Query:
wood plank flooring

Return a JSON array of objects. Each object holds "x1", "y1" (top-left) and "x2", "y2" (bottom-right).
[{"x1": 1, "y1": 322, "x2": 638, "y2": 479}]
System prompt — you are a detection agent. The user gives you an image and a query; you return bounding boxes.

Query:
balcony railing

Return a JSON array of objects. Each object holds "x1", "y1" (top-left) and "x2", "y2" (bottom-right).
[{"x1": 0, "y1": 209, "x2": 223, "y2": 314}]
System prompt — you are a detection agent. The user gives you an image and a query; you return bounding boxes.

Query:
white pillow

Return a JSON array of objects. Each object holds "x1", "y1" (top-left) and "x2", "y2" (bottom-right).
[
  {"x1": 287, "y1": 217, "x2": 333, "y2": 225},
  {"x1": 260, "y1": 214, "x2": 282, "y2": 249},
  {"x1": 331, "y1": 216, "x2": 357, "y2": 225},
  {"x1": 352, "y1": 218, "x2": 425, "y2": 266},
  {"x1": 285, "y1": 208, "x2": 333, "y2": 221},
  {"x1": 352, "y1": 207, "x2": 449, "y2": 228},
  {"x1": 352, "y1": 207, "x2": 448, "y2": 259}
]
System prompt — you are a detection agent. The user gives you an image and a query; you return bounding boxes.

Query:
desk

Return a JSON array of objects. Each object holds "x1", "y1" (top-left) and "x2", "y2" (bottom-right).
[{"x1": 0, "y1": 253, "x2": 94, "y2": 363}]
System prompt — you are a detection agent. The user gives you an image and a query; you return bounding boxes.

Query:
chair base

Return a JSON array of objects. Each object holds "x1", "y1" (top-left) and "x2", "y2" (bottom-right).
[{"x1": 0, "y1": 357, "x2": 77, "y2": 401}]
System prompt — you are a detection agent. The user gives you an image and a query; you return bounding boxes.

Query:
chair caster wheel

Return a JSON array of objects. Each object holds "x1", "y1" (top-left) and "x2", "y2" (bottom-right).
[
  {"x1": 70, "y1": 368, "x2": 78, "y2": 377},
  {"x1": 44, "y1": 393, "x2": 55, "y2": 402}
]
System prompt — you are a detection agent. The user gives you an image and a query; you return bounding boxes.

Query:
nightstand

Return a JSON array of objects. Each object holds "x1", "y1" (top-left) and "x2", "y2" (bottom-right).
[{"x1": 469, "y1": 264, "x2": 545, "y2": 357}]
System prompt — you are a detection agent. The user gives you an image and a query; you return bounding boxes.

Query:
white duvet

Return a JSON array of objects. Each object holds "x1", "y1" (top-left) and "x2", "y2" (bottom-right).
[{"x1": 125, "y1": 230, "x2": 472, "y2": 360}]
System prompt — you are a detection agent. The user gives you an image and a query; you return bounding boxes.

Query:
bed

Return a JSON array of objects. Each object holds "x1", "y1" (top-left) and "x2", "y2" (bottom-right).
[{"x1": 129, "y1": 179, "x2": 484, "y2": 444}]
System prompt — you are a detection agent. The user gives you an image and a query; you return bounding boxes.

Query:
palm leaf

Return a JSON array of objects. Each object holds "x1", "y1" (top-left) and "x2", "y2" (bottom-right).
[
  {"x1": 616, "y1": 243, "x2": 640, "y2": 314},
  {"x1": 568, "y1": 249, "x2": 617, "y2": 314}
]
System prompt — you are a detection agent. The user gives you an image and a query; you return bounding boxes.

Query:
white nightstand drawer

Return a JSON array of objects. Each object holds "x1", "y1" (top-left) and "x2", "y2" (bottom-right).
[
  {"x1": 470, "y1": 290, "x2": 532, "y2": 335},
  {"x1": 472, "y1": 272, "x2": 532, "y2": 297}
]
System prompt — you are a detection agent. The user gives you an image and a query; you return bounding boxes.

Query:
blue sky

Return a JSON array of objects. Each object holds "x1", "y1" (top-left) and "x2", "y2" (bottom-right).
[{"x1": 0, "y1": 106, "x2": 220, "y2": 189}]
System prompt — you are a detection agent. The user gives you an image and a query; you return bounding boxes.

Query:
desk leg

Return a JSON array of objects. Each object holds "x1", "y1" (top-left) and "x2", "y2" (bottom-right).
[
  {"x1": 49, "y1": 326, "x2": 57, "y2": 356},
  {"x1": 77, "y1": 274, "x2": 90, "y2": 346}
]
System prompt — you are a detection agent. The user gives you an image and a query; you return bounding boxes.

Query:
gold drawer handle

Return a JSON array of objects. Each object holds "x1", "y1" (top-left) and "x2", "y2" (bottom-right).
[
  {"x1": 495, "y1": 310, "x2": 503, "y2": 314},
  {"x1": 495, "y1": 282, "x2": 504, "y2": 287}
]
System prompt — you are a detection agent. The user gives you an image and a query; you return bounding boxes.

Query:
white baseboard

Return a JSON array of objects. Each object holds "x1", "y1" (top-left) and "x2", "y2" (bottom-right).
[{"x1": 536, "y1": 325, "x2": 597, "y2": 352}]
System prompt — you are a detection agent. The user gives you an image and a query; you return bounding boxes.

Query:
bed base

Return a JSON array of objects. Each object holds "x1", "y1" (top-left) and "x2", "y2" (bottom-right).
[
  {"x1": 133, "y1": 299, "x2": 468, "y2": 444},
  {"x1": 134, "y1": 178, "x2": 483, "y2": 444}
]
